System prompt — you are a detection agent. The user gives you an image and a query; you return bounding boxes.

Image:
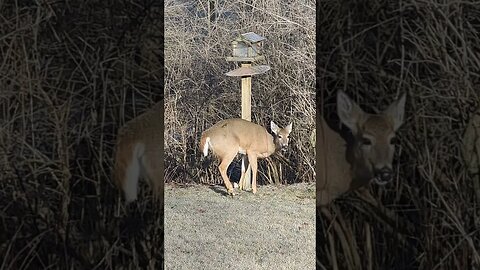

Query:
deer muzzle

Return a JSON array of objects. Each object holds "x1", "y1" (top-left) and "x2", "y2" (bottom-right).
[{"x1": 373, "y1": 167, "x2": 393, "y2": 185}]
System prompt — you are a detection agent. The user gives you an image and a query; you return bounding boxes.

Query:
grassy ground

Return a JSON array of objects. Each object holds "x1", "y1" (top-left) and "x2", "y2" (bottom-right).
[{"x1": 164, "y1": 182, "x2": 315, "y2": 270}]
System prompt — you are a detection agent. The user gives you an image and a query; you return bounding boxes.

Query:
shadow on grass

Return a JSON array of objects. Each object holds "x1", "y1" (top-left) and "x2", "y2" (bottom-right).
[{"x1": 209, "y1": 184, "x2": 233, "y2": 197}]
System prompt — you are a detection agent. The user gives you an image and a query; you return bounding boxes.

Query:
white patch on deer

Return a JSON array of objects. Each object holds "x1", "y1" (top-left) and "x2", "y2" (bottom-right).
[
  {"x1": 203, "y1": 137, "x2": 210, "y2": 157},
  {"x1": 123, "y1": 142, "x2": 145, "y2": 202}
]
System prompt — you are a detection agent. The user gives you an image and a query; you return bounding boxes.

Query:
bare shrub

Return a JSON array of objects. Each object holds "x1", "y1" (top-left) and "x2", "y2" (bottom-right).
[{"x1": 164, "y1": 0, "x2": 316, "y2": 186}]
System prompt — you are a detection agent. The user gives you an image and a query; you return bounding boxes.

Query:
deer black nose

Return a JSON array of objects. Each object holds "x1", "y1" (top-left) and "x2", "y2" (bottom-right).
[{"x1": 374, "y1": 167, "x2": 392, "y2": 184}]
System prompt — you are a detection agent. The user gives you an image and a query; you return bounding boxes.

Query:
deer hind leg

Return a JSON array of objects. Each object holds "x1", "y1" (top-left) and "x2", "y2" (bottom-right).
[
  {"x1": 239, "y1": 157, "x2": 245, "y2": 190},
  {"x1": 246, "y1": 151, "x2": 258, "y2": 194},
  {"x1": 218, "y1": 151, "x2": 237, "y2": 196},
  {"x1": 238, "y1": 157, "x2": 250, "y2": 191}
]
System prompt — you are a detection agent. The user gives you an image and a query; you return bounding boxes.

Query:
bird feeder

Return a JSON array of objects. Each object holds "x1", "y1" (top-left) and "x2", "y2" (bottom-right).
[{"x1": 226, "y1": 32, "x2": 266, "y2": 62}]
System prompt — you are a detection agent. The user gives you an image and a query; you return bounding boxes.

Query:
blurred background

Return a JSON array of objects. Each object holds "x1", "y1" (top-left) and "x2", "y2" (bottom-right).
[
  {"x1": 0, "y1": 1, "x2": 163, "y2": 268},
  {"x1": 317, "y1": 1, "x2": 480, "y2": 269}
]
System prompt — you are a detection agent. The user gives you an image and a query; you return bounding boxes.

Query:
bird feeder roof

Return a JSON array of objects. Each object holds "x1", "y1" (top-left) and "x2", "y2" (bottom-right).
[{"x1": 240, "y1": 32, "x2": 265, "y2": 43}]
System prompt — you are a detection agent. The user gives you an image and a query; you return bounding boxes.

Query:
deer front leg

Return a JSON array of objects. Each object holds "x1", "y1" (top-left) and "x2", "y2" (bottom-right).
[
  {"x1": 218, "y1": 152, "x2": 237, "y2": 196},
  {"x1": 247, "y1": 152, "x2": 258, "y2": 194}
]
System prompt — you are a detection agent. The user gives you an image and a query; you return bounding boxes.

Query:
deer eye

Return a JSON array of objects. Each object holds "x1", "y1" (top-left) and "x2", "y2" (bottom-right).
[
  {"x1": 361, "y1": 137, "x2": 372, "y2": 146},
  {"x1": 390, "y1": 136, "x2": 398, "y2": 145}
]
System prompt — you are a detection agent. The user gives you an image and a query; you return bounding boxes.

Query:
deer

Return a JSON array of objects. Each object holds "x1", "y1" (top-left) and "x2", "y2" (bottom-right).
[
  {"x1": 317, "y1": 90, "x2": 406, "y2": 206},
  {"x1": 200, "y1": 118, "x2": 293, "y2": 196},
  {"x1": 113, "y1": 102, "x2": 164, "y2": 204}
]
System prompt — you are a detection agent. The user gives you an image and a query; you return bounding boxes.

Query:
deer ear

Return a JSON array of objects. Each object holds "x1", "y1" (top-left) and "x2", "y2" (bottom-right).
[
  {"x1": 384, "y1": 93, "x2": 406, "y2": 131},
  {"x1": 337, "y1": 90, "x2": 365, "y2": 134},
  {"x1": 271, "y1": 121, "x2": 280, "y2": 134},
  {"x1": 285, "y1": 123, "x2": 293, "y2": 134}
]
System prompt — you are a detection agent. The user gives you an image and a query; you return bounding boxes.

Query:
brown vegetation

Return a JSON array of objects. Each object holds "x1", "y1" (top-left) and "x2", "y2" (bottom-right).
[{"x1": 164, "y1": 0, "x2": 316, "y2": 186}]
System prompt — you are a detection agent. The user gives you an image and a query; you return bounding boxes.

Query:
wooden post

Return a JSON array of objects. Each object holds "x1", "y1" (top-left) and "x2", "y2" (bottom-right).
[
  {"x1": 208, "y1": 0, "x2": 216, "y2": 31},
  {"x1": 239, "y1": 62, "x2": 252, "y2": 191},
  {"x1": 241, "y1": 63, "x2": 252, "y2": 121},
  {"x1": 225, "y1": 32, "x2": 269, "y2": 192}
]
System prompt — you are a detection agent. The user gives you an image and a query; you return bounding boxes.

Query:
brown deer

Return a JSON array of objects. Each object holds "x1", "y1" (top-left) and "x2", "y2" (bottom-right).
[
  {"x1": 317, "y1": 91, "x2": 406, "y2": 206},
  {"x1": 200, "y1": 118, "x2": 292, "y2": 196},
  {"x1": 113, "y1": 102, "x2": 164, "y2": 203}
]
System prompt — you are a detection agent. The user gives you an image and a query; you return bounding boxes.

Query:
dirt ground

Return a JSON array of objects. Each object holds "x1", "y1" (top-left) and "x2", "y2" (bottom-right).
[{"x1": 164, "y1": 182, "x2": 315, "y2": 270}]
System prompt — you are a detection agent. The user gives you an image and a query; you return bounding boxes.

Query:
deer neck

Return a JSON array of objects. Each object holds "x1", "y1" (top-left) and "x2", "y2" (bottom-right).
[
  {"x1": 250, "y1": 132, "x2": 277, "y2": 158},
  {"x1": 318, "y1": 118, "x2": 354, "y2": 205},
  {"x1": 346, "y1": 143, "x2": 374, "y2": 191},
  {"x1": 319, "y1": 118, "x2": 374, "y2": 194},
  {"x1": 267, "y1": 133, "x2": 278, "y2": 156}
]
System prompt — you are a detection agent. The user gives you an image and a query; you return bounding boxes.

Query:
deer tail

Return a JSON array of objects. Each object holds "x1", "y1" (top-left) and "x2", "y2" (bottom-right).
[
  {"x1": 114, "y1": 137, "x2": 142, "y2": 203},
  {"x1": 200, "y1": 134, "x2": 211, "y2": 157}
]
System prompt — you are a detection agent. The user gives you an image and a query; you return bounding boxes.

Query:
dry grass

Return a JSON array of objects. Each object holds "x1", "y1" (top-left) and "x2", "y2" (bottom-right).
[
  {"x1": 318, "y1": 1, "x2": 480, "y2": 269},
  {"x1": 164, "y1": 182, "x2": 315, "y2": 270}
]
